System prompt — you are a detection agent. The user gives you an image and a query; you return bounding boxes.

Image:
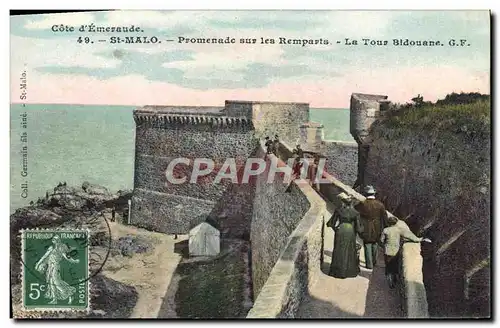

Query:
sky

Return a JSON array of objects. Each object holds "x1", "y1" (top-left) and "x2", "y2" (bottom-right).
[{"x1": 10, "y1": 10, "x2": 490, "y2": 108}]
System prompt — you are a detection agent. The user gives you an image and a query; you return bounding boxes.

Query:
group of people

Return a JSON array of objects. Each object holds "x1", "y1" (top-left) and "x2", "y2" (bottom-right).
[
  {"x1": 327, "y1": 185, "x2": 431, "y2": 288},
  {"x1": 264, "y1": 136, "x2": 313, "y2": 191},
  {"x1": 286, "y1": 144, "x2": 322, "y2": 192},
  {"x1": 264, "y1": 135, "x2": 280, "y2": 155}
]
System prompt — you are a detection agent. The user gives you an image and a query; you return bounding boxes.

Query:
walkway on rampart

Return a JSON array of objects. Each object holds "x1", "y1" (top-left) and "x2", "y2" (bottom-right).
[{"x1": 297, "y1": 204, "x2": 403, "y2": 318}]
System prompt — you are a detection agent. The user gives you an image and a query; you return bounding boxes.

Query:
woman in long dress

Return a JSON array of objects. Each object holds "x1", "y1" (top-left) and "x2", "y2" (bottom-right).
[
  {"x1": 35, "y1": 235, "x2": 79, "y2": 305},
  {"x1": 328, "y1": 193, "x2": 363, "y2": 278}
]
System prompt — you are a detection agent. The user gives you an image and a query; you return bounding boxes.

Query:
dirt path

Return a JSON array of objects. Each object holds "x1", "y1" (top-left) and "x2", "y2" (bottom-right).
[
  {"x1": 297, "y1": 212, "x2": 403, "y2": 318},
  {"x1": 102, "y1": 222, "x2": 185, "y2": 318}
]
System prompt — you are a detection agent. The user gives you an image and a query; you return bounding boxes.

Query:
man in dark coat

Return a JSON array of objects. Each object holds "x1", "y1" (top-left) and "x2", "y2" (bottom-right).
[
  {"x1": 272, "y1": 135, "x2": 280, "y2": 154},
  {"x1": 264, "y1": 136, "x2": 273, "y2": 155},
  {"x1": 292, "y1": 143, "x2": 304, "y2": 159},
  {"x1": 354, "y1": 185, "x2": 388, "y2": 269},
  {"x1": 285, "y1": 144, "x2": 304, "y2": 193}
]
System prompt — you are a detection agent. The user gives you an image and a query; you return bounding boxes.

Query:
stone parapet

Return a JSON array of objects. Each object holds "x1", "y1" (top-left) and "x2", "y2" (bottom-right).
[
  {"x1": 400, "y1": 243, "x2": 429, "y2": 318},
  {"x1": 133, "y1": 111, "x2": 252, "y2": 129},
  {"x1": 247, "y1": 142, "x2": 327, "y2": 318}
]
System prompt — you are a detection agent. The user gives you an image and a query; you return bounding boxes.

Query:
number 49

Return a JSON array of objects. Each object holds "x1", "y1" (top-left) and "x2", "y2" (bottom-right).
[
  {"x1": 28, "y1": 283, "x2": 46, "y2": 300},
  {"x1": 77, "y1": 37, "x2": 91, "y2": 44}
]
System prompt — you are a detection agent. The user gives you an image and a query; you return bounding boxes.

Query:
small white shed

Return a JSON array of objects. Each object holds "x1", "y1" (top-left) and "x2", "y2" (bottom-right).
[{"x1": 189, "y1": 222, "x2": 220, "y2": 257}]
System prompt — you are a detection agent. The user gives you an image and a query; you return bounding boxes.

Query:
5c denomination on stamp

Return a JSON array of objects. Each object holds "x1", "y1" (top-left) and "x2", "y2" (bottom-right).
[{"x1": 21, "y1": 229, "x2": 90, "y2": 312}]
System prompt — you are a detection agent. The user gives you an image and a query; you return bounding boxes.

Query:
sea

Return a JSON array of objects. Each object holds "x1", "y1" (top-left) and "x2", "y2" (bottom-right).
[{"x1": 10, "y1": 104, "x2": 353, "y2": 211}]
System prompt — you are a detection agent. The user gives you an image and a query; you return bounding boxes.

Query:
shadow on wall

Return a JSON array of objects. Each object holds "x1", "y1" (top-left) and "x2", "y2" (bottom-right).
[
  {"x1": 158, "y1": 239, "x2": 252, "y2": 319},
  {"x1": 296, "y1": 243, "x2": 363, "y2": 319},
  {"x1": 363, "y1": 265, "x2": 404, "y2": 318},
  {"x1": 206, "y1": 143, "x2": 261, "y2": 240},
  {"x1": 321, "y1": 235, "x2": 404, "y2": 319},
  {"x1": 296, "y1": 234, "x2": 360, "y2": 319},
  {"x1": 297, "y1": 295, "x2": 362, "y2": 319}
]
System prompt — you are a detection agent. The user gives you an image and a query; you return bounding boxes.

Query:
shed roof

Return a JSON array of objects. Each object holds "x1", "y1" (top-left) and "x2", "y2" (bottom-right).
[{"x1": 189, "y1": 222, "x2": 220, "y2": 235}]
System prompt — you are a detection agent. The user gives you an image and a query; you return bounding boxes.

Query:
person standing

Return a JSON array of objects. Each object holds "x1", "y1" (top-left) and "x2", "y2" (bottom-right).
[
  {"x1": 292, "y1": 144, "x2": 306, "y2": 177},
  {"x1": 308, "y1": 153, "x2": 325, "y2": 190},
  {"x1": 264, "y1": 136, "x2": 273, "y2": 155},
  {"x1": 285, "y1": 155, "x2": 303, "y2": 193},
  {"x1": 309, "y1": 154, "x2": 319, "y2": 189},
  {"x1": 285, "y1": 145, "x2": 304, "y2": 193},
  {"x1": 272, "y1": 134, "x2": 280, "y2": 155},
  {"x1": 380, "y1": 216, "x2": 431, "y2": 288},
  {"x1": 355, "y1": 185, "x2": 388, "y2": 270},
  {"x1": 327, "y1": 193, "x2": 363, "y2": 278}
]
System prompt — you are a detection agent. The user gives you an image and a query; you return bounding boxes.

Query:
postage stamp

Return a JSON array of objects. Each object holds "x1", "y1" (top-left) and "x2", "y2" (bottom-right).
[{"x1": 21, "y1": 229, "x2": 90, "y2": 312}]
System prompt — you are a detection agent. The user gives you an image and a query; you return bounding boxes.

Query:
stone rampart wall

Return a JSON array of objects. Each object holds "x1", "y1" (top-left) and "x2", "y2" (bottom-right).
[
  {"x1": 322, "y1": 140, "x2": 358, "y2": 187},
  {"x1": 248, "y1": 142, "x2": 428, "y2": 318},
  {"x1": 364, "y1": 124, "x2": 490, "y2": 317},
  {"x1": 249, "y1": 142, "x2": 311, "y2": 297},
  {"x1": 248, "y1": 142, "x2": 326, "y2": 318}
]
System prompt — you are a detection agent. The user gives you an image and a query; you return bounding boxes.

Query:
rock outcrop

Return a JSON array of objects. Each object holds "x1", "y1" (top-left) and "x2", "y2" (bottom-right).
[{"x1": 10, "y1": 182, "x2": 137, "y2": 319}]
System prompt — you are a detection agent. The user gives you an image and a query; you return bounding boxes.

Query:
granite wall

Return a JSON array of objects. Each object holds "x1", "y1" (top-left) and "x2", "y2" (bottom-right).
[
  {"x1": 131, "y1": 114, "x2": 259, "y2": 237},
  {"x1": 247, "y1": 142, "x2": 327, "y2": 318},
  {"x1": 250, "y1": 101, "x2": 309, "y2": 145},
  {"x1": 322, "y1": 140, "x2": 358, "y2": 187},
  {"x1": 364, "y1": 124, "x2": 491, "y2": 318},
  {"x1": 250, "y1": 142, "x2": 311, "y2": 297}
]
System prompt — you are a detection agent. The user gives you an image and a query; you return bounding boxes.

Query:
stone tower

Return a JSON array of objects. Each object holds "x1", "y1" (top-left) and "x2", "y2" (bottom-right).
[
  {"x1": 298, "y1": 122, "x2": 324, "y2": 153},
  {"x1": 130, "y1": 100, "x2": 310, "y2": 237},
  {"x1": 349, "y1": 93, "x2": 390, "y2": 188}
]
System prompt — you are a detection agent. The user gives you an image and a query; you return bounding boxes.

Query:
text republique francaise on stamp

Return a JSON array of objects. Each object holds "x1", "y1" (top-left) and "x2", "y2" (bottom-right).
[{"x1": 21, "y1": 229, "x2": 90, "y2": 312}]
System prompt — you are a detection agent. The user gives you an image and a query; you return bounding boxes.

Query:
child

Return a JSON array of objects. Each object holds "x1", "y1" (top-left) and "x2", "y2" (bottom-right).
[{"x1": 380, "y1": 216, "x2": 430, "y2": 288}]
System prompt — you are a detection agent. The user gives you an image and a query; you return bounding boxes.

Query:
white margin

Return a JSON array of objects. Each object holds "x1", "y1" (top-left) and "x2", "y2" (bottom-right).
[{"x1": 2, "y1": 2, "x2": 497, "y2": 327}]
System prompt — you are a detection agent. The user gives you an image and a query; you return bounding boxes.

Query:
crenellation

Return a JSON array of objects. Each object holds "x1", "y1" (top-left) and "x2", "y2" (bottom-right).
[{"x1": 133, "y1": 111, "x2": 253, "y2": 129}]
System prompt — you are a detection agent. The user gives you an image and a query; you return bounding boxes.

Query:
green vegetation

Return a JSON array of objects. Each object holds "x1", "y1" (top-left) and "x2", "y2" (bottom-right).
[{"x1": 384, "y1": 93, "x2": 490, "y2": 136}]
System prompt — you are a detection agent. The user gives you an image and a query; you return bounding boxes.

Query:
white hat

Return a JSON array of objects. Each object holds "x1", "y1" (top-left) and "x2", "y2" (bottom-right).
[
  {"x1": 364, "y1": 185, "x2": 376, "y2": 195},
  {"x1": 337, "y1": 192, "x2": 353, "y2": 203}
]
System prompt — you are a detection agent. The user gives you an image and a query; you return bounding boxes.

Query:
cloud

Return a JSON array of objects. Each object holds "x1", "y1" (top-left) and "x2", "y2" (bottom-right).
[
  {"x1": 23, "y1": 12, "x2": 96, "y2": 29},
  {"x1": 12, "y1": 64, "x2": 488, "y2": 108},
  {"x1": 11, "y1": 35, "x2": 121, "y2": 69},
  {"x1": 161, "y1": 41, "x2": 285, "y2": 70},
  {"x1": 9, "y1": 10, "x2": 491, "y2": 106}
]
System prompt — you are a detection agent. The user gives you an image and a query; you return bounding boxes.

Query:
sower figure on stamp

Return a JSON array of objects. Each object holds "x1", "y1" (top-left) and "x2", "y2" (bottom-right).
[
  {"x1": 35, "y1": 235, "x2": 80, "y2": 305},
  {"x1": 354, "y1": 185, "x2": 388, "y2": 270}
]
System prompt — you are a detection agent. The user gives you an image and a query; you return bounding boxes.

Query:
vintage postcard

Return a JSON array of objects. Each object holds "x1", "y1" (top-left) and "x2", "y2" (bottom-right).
[{"x1": 10, "y1": 10, "x2": 491, "y2": 319}]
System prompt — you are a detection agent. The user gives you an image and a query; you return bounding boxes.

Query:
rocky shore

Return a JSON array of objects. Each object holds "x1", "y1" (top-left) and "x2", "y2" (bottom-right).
[{"x1": 10, "y1": 182, "x2": 151, "y2": 319}]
